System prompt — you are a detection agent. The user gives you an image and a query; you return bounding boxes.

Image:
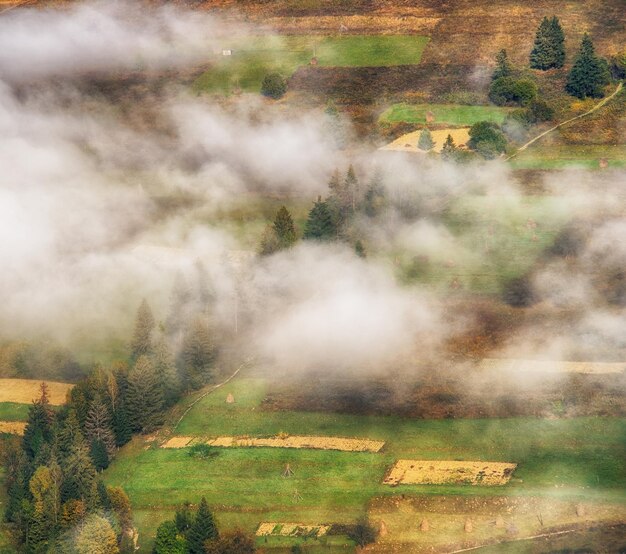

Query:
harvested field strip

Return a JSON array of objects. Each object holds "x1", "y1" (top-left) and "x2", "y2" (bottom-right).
[
  {"x1": 256, "y1": 522, "x2": 330, "y2": 538},
  {"x1": 0, "y1": 378, "x2": 73, "y2": 405},
  {"x1": 478, "y1": 359, "x2": 625, "y2": 374},
  {"x1": 381, "y1": 128, "x2": 470, "y2": 153},
  {"x1": 383, "y1": 460, "x2": 517, "y2": 486},
  {"x1": 0, "y1": 421, "x2": 26, "y2": 435},
  {"x1": 162, "y1": 435, "x2": 385, "y2": 452}
]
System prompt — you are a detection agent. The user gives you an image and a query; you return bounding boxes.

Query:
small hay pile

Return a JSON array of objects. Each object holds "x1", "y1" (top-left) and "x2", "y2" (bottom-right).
[{"x1": 383, "y1": 460, "x2": 517, "y2": 486}]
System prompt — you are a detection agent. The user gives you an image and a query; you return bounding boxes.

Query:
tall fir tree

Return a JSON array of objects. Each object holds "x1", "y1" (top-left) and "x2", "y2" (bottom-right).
[
  {"x1": 565, "y1": 34, "x2": 609, "y2": 98},
  {"x1": 22, "y1": 383, "x2": 54, "y2": 460},
  {"x1": 84, "y1": 397, "x2": 116, "y2": 456},
  {"x1": 303, "y1": 199, "x2": 336, "y2": 241},
  {"x1": 180, "y1": 318, "x2": 215, "y2": 390},
  {"x1": 440, "y1": 134, "x2": 457, "y2": 161},
  {"x1": 272, "y1": 206, "x2": 297, "y2": 249},
  {"x1": 187, "y1": 498, "x2": 218, "y2": 554},
  {"x1": 62, "y1": 441, "x2": 97, "y2": 506},
  {"x1": 154, "y1": 521, "x2": 187, "y2": 554},
  {"x1": 530, "y1": 16, "x2": 565, "y2": 70},
  {"x1": 151, "y1": 337, "x2": 181, "y2": 407},
  {"x1": 492, "y1": 49, "x2": 513, "y2": 80},
  {"x1": 344, "y1": 165, "x2": 360, "y2": 213},
  {"x1": 126, "y1": 355, "x2": 164, "y2": 433},
  {"x1": 130, "y1": 299, "x2": 155, "y2": 359}
]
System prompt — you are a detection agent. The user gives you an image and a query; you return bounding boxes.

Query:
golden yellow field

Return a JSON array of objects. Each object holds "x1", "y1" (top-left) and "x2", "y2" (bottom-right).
[
  {"x1": 0, "y1": 378, "x2": 73, "y2": 405},
  {"x1": 381, "y1": 128, "x2": 470, "y2": 154},
  {"x1": 0, "y1": 421, "x2": 26, "y2": 435},
  {"x1": 256, "y1": 523, "x2": 330, "y2": 537},
  {"x1": 162, "y1": 434, "x2": 385, "y2": 452},
  {"x1": 383, "y1": 460, "x2": 517, "y2": 486}
]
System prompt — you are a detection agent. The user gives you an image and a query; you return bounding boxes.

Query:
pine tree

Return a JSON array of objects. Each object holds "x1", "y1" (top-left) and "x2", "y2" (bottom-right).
[
  {"x1": 492, "y1": 49, "x2": 513, "y2": 80},
  {"x1": 549, "y1": 16, "x2": 566, "y2": 68},
  {"x1": 187, "y1": 498, "x2": 218, "y2": 554},
  {"x1": 530, "y1": 16, "x2": 565, "y2": 70},
  {"x1": 130, "y1": 299, "x2": 155, "y2": 359},
  {"x1": 273, "y1": 206, "x2": 297, "y2": 249},
  {"x1": 154, "y1": 521, "x2": 187, "y2": 554},
  {"x1": 62, "y1": 440, "x2": 97, "y2": 506},
  {"x1": 112, "y1": 401, "x2": 132, "y2": 448},
  {"x1": 57, "y1": 410, "x2": 86, "y2": 460},
  {"x1": 303, "y1": 199, "x2": 336, "y2": 241},
  {"x1": 84, "y1": 397, "x2": 116, "y2": 456},
  {"x1": 126, "y1": 355, "x2": 164, "y2": 433},
  {"x1": 90, "y1": 439, "x2": 110, "y2": 471},
  {"x1": 327, "y1": 169, "x2": 342, "y2": 198},
  {"x1": 26, "y1": 465, "x2": 59, "y2": 553},
  {"x1": 363, "y1": 169, "x2": 386, "y2": 218},
  {"x1": 344, "y1": 165, "x2": 360, "y2": 212},
  {"x1": 175, "y1": 502, "x2": 193, "y2": 535},
  {"x1": 180, "y1": 319, "x2": 215, "y2": 390},
  {"x1": 440, "y1": 134, "x2": 457, "y2": 160},
  {"x1": 22, "y1": 383, "x2": 54, "y2": 460},
  {"x1": 354, "y1": 240, "x2": 366, "y2": 258},
  {"x1": 566, "y1": 34, "x2": 609, "y2": 98},
  {"x1": 152, "y1": 337, "x2": 182, "y2": 406},
  {"x1": 417, "y1": 128, "x2": 435, "y2": 151}
]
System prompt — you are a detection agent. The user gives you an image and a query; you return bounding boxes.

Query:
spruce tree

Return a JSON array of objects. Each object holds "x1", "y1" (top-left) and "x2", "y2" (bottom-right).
[
  {"x1": 22, "y1": 383, "x2": 54, "y2": 460},
  {"x1": 417, "y1": 128, "x2": 435, "y2": 151},
  {"x1": 175, "y1": 502, "x2": 193, "y2": 535},
  {"x1": 492, "y1": 49, "x2": 513, "y2": 80},
  {"x1": 154, "y1": 521, "x2": 186, "y2": 554},
  {"x1": 303, "y1": 199, "x2": 336, "y2": 241},
  {"x1": 344, "y1": 165, "x2": 360, "y2": 212},
  {"x1": 130, "y1": 299, "x2": 155, "y2": 359},
  {"x1": 530, "y1": 16, "x2": 565, "y2": 70},
  {"x1": 566, "y1": 34, "x2": 609, "y2": 98},
  {"x1": 126, "y1": 355, "x2": 164, "y2": 432},
  {"x1": 180, "y1": 319, "x2": 215, "y2": 389},
  {"x1": 355, "y1": 240, "x2": 366, "y2": 258},
  {"x1": 187, "y1": 498, "x2": 218, "y2": 554},
  {"x1": 90, "y1": 439, "x2": 110, "y2": 471},
  {"x1": 151, "y1": 338, "x2": 181, "y2": 407},
  {"x1": 273, "y1": 206, "x2": 297, "y2": 249},
  {"x1": 84, "y1": 397, "x2": 116, "y2": 456},
  {"x1": 62, "y1": 441, "x2": 97, "y2": 505},
  {"x1": 440, "y1": 134, "x2": 457, "y2": 161}
]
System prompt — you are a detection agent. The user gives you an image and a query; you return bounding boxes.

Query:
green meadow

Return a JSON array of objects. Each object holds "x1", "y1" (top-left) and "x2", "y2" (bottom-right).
[{"x1": 380, "y1": 103, "x2": 513, "y2": 126}]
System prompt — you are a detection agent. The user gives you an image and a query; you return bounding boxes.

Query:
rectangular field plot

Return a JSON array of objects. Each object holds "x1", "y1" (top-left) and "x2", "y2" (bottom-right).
[
  {"x1": 383, "y1": 460, "x2": 517, "y2": 486},
  {"x1": 0, "y1": 379, "x2": 73, "y2": 405},
  {"x1": 162, "y1": 434, "x2": 385, "y2": 452},
  {"x1": 478, "y1": 359, "x2": 626, "y2": 375},
  {"x1": 380, "y1": 103, "x2": 512, "y2": 126},
  {"x1": 0, "y1": 421, "x2": 26, "y2": 435},
  {"x1": 256, "y1": 522, "x2": 330, "y2": 538}
]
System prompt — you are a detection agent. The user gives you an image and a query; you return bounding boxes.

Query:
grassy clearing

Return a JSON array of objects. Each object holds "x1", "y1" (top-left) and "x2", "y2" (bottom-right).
[
  {"x1": 193, "y1": 35, "x2": 428, "y2": 93},
  {"x1": 105, "y1": 377, "x2": 626, "y2": 552},
  {"x1": 380, "y1": 104, "x2": 512, "y2": 126},
  {"x1": 0, "y1": 402, "x2": 31, "y2": 422},
  {"x1": 0, "y1": 378, "x2": 73, "y2": 405},
  {"x1": 509, "y1": 145, "x2": 626, "y2": 170}
]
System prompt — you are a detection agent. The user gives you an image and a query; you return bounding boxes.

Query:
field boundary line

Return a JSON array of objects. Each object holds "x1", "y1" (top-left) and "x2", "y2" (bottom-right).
[
  {"x1": 506, "y1": 81, "x2": 623, "y2": 160},
  {"x1": 173, "y1": 357, "x2": 253, "y2": 432}
]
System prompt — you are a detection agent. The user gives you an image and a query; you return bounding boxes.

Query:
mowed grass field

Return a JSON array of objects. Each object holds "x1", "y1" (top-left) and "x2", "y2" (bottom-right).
[
  {"x1": 509, "y1": 145, "x2": 626, "y2": 170},
  {"x1": 380, "y1": 104, "x2": 513, "y2": 126},
  {"x1": 104, "y1": 377, "x2": 626, "y2": 552},
  {"x1": 193, "y1": 35, "x2": 429, "y2": 93}
]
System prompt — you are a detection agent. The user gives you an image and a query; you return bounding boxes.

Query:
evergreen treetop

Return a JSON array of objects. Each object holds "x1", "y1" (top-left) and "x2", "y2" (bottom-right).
[
  {"x1": 273, "y1": 206, "x2": 297, "y2": 249},
  {"x1": 187, "y1": 497, "x2": 218, "y2": 554},
  {"x1": 530, "y1": 16, "x2": 565, "y2": 70},
  {"x1": 492, "y1": 49, "x2": 513, "y2": 80},
  {"x1": 565, "y1": 33, "x2": 609, "y2": 99},
  {"x1": 131, "y1": 299, "x2": 155, "y2": 359},
  {"x1": 303, "y1": 199, "x2": 336, "y2": 241}
]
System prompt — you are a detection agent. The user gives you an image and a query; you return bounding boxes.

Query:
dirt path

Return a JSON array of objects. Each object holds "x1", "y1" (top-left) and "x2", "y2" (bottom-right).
[
  {"x1": 506, "y1": 82, "x2": 623, "y2": 160},
  {"x1": 173, "y1": 358, "x2": 253, "y2": 431}
]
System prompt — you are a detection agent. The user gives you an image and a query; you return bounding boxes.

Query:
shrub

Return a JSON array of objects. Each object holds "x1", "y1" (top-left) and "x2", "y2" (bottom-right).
[
  {"x1": 489, "y1": 77, "x2": 537, "y2": 106},
  {"x1": 188, "y1": 444, "x2": 218, "y2": 459},
  {"x1": 502, "y1": 277, "x2": 536, "y2": 307},
  {"x1": 347, "y1": 518, "x2": 377, "y2": 547},
  {"x1": 467, "y1": 121, "x2": 507, "y2": 158},
  {"x1": 261, "y1": 73, "x2": 287, "y2": 99}
]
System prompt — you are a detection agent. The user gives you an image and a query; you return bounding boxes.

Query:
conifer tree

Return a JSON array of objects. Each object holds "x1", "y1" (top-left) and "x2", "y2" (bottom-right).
[
  {"x1": 180, "y1": 319, "x2": 215, "y2": 389},
  {"x1": 90, "y1": 439, "x2": 110, "y2": 471},
  {"x1": 530, "y1": 16, "x2": 565, "y2": 70},
  {"x1": 273, "y1": 206, "x2": 297, "y2": 249},
  {"x1": 175, "y1": 502, "x2": 193, "y2": 535},
  {"x1": 303, "y1": 199, "x2": 336, "y2": 241},
  {"x1": 566, "y1": 34, "x2": 609, "y2": 98},
  {"x1": 187, "y1": 498, "x2": 218, "y2": 554},
  {"x1": 417, "y1": 128, "x2": 435, "y2": 151},
  {"x1": 166, "y1": 274, "x2": 192, "y2": 342},
  {"x1": 363, "y1": 169, "x2": 386, "y2": 217},
  {"x1": 154, "y1": 521, "x2": 186, "y2": 554},
  {"x1": 62, "y1": 440, "x2": 97, "y2": 506},
  {"x1": 355, "y1": 240, "x2": 366, "y2": 258},
  {"x1": 107, "y1": 486, "x2": 133, "y2": 533},
  {"x1": 151, "y1": 337, "x2": 181, "y2": 407},
  {"x1": 130, "y1": 299, "x2": 155, "y2": 359},
  {"x1": 85, "y1": 397, "x2": 116, "y2": 456},
  {"x1": 440, "y1": 134, "x2": 457, "y2": 161},
  {"x1": 57, "y1": 410, "x2": 86, "y2": 460},
  {"x1": 126, "y1": 355, "x2": 164, "y2": 432},
  {"x1": 492, "y1": 49, "x2": 513, "y2": 80},
  {"x1": 22, "y1": 383, "x2": 54, "y2": 460},
  {"x1": 344, "y1": 165, "x2": 360, "y2": 212}
]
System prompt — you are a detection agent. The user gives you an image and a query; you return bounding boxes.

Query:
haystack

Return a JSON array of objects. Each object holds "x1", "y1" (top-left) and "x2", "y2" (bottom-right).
[
  {"x1": 226, "y1": 393, "x2": 235, "y2": 404},
  {"x1": 420, "y1": 518, "x2": 429, "y2": 532},
  {"x1": 464, "y1": 518, "x2": 473, "y2": 533}
]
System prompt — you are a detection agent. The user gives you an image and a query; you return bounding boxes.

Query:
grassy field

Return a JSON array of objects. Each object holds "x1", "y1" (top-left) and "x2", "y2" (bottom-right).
[
  {"x1": 395, "y1": 194, "x2": 571, "y2": 294},
  {"x1": 509, "y1": 145, "x2": 626, "y2": 170},
  {"x1": 193, "y1": 35, "x2": 429, "y2": 93},
  {"x1": 380, "y1": 103, "x2": 512, "y2": 126},
  {"x1": 105, "y1": 376, "x2": 626, "y2": 552},
  {"x1": 0, "y1": 402, "x2": 31, "y2": 422}
]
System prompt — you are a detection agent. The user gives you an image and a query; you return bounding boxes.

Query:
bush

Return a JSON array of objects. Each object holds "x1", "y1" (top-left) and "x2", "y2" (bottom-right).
[
  {"x1": 489, "y1": 77, "x2": 537, "y2": 106},
  {"x1": 467, "y1": 121, "x2": 507, "y2": 158},
  {"x1": 261, "y1": 73, "x2": 287, "y2": 99},
  {"x1": 347, "y1": 519, "x2": 377, "y2": 547},
  {"x1": 502, "y1": 277, "x2": 536, "y2": 307},
  {"x1": 188, "y1": 444, "x2": 218, "y2": 459},
  {"x1": 526, "y1": 99, "x2": 555, "y2": 123}
]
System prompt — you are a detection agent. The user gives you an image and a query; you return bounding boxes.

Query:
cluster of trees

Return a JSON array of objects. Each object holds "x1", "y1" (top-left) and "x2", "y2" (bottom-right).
[
  {"x1": 2, "y1": 384, "x2": 134, "y2": 553},
  {"x1": 260, "y1": 166, "x2": 386, "y2": 256},
  {"x1": 154, "y1": 499, "x2": 255, "y2": 554},
  {"x1": 261, "y1": 73, "x2": 287, "y2": 99},
  {"x1": 0, "y1": 342, "x2": 83, "y2": 382}
]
